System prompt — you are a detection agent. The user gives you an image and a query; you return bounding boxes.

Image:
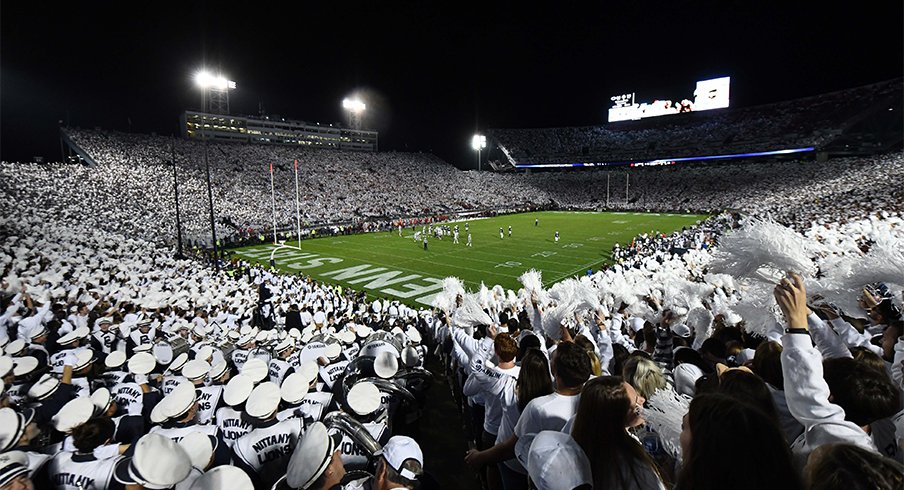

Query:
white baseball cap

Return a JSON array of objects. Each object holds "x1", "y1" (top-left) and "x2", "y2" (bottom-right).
[
  {"x1": 4, "y1": 340, "x2": 25, "y2": 357},
  {"x1": 323, "y1": 342, "x2": 342, "y2": 361},
  {"x1": 375, "y1": 435, "x2": 424, "y2": 481},
  {"x1": 160, "y1": 381, "x2": 197, "y2": 420},
  {"x1": 241, "y1": 358, "x2": 268, "y2": 384},
  {"x1": 27, "y1": 373, "x2": 60, "y2": 400},
  {"x1": 280, "y1": 373, "x2": 309, "y2": 405},
  {"x1": 527, "y1": 431, "x2": 592, "y2": 490},
  {"x1": 72, "y1": 349, "x2": 96, "y2": 371},
  {"x1": 0, "y1": 451, "x2": 29, "y2": 487},
  {"x1": 207, "y1": 360, "x2": 229, "y2": 382},
  {"x1": 197, "y1": 346, "x2": 214, "y2": 362},
  {"x1": 91, "y1": 387, "x2": 114, "y2": 414},
  {"x1": 167, "y1": 353, "x2": 190, "y2": 373}
]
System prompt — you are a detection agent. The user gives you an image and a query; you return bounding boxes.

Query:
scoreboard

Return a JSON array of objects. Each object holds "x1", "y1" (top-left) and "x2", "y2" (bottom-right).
[{"x1": 608, "y1": 77, "x2": 730, "y2": 122}]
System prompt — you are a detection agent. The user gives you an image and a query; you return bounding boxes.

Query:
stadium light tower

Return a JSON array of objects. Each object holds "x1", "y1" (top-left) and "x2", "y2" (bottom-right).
[
  {"x1": 342, "y1": 98, "x2": 366, "y2": 130},
  {"x1": 471, "y1": 134, "x2": 487, "y2": 171},
  {"x1": 194, "y1": 70, "x2": 236, "y2": 115},
  {"x1": 192, "y1": 69, "x2": 234, "y2": 268}
]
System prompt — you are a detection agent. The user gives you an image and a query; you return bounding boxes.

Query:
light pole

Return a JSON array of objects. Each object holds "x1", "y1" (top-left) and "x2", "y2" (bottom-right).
[
  {"x1": 170, "y1": 138, "x2": 184, "y2": 259},
  {"x1": 471, "y1": 134, "x2": 486, "y2": 171},
  {"x1": 194, "y1": 70, "x2": 236, "y2": 114},
  {"x1": 194, "y1": 69, "x2": 236, "y2": 268},
  {"x1": 342, "y1": 98, "x2": 366, "y2": 131}
]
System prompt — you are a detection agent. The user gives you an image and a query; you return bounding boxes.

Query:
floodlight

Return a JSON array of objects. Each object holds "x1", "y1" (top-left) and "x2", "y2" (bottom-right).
[
  {"x1": 471, "y1": 134, "x2": 487, "y2": 150},
  {"x1": 194, "y1": 70, "x2": 236, "y2": 90},
  {"x1": 342, "y1": 98, "x2": 366, "y2": 113}
]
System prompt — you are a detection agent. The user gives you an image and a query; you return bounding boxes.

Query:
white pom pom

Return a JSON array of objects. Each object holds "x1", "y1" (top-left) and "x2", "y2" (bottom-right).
[
  {"x1": 709, "y1": 218, "x2": 822, "y2": 279},
  {"x1": 519, "y1": 269, "x2": 544, "y2": 295},
  {"x1": 642, "y1": 389, "x2": 691, "y2": 460},
  {"x1": 451, "y1": 294, "x2": 493, "y2": 329}
]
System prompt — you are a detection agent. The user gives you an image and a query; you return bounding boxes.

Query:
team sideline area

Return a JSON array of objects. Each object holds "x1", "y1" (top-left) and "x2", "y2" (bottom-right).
[{"x1": 231, "y1": 212, "x2": 709, "y2": 306}]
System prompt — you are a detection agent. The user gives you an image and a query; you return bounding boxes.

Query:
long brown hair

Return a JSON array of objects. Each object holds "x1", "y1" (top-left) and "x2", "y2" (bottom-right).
[
  {"x1": 571, "y1": 376, "x2": 661, "y2": 489},
  {"x1": 675, "y1": 394, "x2": 802, "y2": 490},
  {"x1": 516, "y1": 349, "x2": 553, "y2": 412}
]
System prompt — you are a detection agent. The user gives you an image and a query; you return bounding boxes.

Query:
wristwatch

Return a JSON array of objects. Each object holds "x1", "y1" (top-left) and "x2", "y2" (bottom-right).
[{"x1": 785, "y1": 327, "x2": 809, "y2": 334}]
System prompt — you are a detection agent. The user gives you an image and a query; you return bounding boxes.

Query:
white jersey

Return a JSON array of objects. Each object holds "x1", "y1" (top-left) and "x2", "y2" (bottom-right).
[
  {"x1": 150, "y1": 423, "x2": 220, "y2": 443},
  {"x1": 513, "y1": 392, "x2": 580, "y2": 468},
  {"x1": 216, "y1": 406, "x2": 253, "y2": 448},
  {"x1": 162, "y1": 375, "x2": 189, "y2": 396},
  {"x1": 70, "y1": 376, "x2": 91, "y2": 398},
  {"x1": 196, "y1": 385, "x2": 224, "y2": 424},
  {"x1": 232, "y1": 418, "x2": 304, "y2": 474},
  {"x1": 277, "y1": 391, "x2": 334, "y2": 423},
  {"x1": 111, "y1": 382, "x2": 144, "y2": 416},
  {"x1": 319, "y1": 360, "x2": 350, "y2": 390},
  {"x1": 268, "y1": 358, "x2": 293, "y2": 386},
  {"x1": 92, "y1": 331, "x2": 117, "y2": 354},
  {"x1": 99, "y1": 370, "x2": 129, "y2": 388},
  {"x1": 47, "y1": 452, "x2": 122, "y2": 490},
  {"x1": 232, "y1": 349, "x2": 250, "y2": 370},
  {"x1": 129, "y1": 328, "x2": 156, "y2": 347},
  {"x1": 330, "y1": 421, "x2": 388, "y2": 470},
  {"x1": 342, "y1": 343, "x2": 361, "y2": 362},
  {"x1": 50, "y1": 348, "x2": 77, "y2": 374},
  {"x1": 23, "y1": 450, "x2": 51, "y2": 477}
]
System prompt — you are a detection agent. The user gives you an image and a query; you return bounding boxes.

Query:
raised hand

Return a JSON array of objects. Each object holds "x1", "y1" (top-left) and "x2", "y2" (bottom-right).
[{"x1": 773, "y1": 272, "x2": 808, "y2": 329}]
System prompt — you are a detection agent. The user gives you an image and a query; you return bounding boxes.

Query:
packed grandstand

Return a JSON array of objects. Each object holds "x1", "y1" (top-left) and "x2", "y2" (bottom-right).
[{"x1": 0, "y1": 78, "x2": 903, "y2": 490}]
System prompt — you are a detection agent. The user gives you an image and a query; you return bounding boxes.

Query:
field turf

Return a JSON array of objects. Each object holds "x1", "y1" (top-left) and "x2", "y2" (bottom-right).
[{"x1": 230, "y1": 211, "x2": 708, "y2": 307}]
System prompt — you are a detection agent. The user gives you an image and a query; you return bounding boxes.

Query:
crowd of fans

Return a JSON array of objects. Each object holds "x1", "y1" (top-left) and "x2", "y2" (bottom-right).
[
  {"x1": 0, "y1": 197, "x2": 445, "y2": 489},
  {"x1": 2, "y1": 160, "x2": 902, "y2": 488},
  {"x1": 525, "y1": 153, "x2": 904, "y2": 230},
  {"x1": 0, "y1": 91, "x2": 902, "y2": 488},
  {"x1": 434, "y1": 210, "x2": 904, "y2": 490},
  {"x1": 55, "y1": 129, "x2": 550, "y2": 244},
  {"x1": 0, "y1": 129, "x2": 900, "y2": 253},
  {"x1": 489, "y1": 78, "x2": 902, "y2": 165}
]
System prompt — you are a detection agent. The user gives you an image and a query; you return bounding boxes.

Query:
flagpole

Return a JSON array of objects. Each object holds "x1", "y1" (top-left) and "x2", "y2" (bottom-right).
[
  {"x1": 606, "y1": 172, "x2": 610, "y2": 208},
  {"x1": 270, "y1": 162, "x2": 277, "y2": 244},
  {"x1": 294, "y1": 159, "x2": 301, "y2": 249}
]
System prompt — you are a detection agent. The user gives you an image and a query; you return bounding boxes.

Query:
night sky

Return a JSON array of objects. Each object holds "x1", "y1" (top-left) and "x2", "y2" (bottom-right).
[{"x1": 2, "y1": 1, "x2": 901, "y2": 167}]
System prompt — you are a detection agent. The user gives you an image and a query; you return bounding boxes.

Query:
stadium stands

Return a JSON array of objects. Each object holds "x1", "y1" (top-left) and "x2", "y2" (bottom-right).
[
  {"x1": 488, "y1": 78, "x2": 903, "y2": 166},
  {"x1": 1, "y1": 82, "x2": 903, "y2": 490}
]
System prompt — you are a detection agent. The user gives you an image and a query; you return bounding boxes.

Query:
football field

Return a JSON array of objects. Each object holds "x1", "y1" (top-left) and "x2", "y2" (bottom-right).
[{"x1": 230, "y1": 211, "x2": 708, "y2": 307}]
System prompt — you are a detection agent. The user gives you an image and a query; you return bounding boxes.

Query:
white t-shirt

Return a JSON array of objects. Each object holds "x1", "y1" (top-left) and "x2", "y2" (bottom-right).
[{"x1": 513, "y1": 392, "x2": 581, "y2": 467}]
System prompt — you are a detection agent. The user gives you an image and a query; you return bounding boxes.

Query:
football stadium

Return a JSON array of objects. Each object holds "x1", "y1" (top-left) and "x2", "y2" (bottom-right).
[
  {"x1": 1, "y1": 3, "x2": 903, "y2": 490},
  {"x1": 233, "y1": 212, "x2": 710, "y2": 307}
]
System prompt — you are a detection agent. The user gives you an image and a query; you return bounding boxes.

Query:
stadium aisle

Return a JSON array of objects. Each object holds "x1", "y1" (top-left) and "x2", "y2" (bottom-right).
[{"x1": 398, "y1": 352, "x2": 479, "y2": 489}]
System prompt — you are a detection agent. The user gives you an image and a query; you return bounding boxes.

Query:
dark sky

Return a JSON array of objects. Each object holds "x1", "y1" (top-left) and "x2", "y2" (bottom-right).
[{"x1": 2, "y1": 1, "x2": 902, "y2": 167}]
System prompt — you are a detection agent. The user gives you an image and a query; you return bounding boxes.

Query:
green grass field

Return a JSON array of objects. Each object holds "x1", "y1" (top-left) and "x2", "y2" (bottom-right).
[{"x1": 230, "y1": 211, "x2": 707, "y2": 307}]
